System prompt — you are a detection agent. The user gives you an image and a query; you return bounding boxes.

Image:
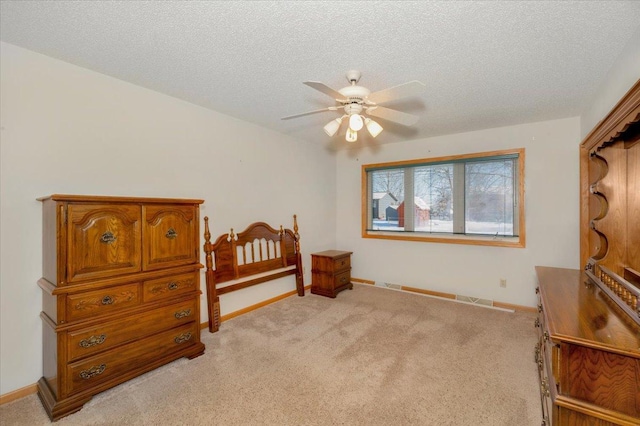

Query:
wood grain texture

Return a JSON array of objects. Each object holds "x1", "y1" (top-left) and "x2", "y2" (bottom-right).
[
  {"x1": 37, "y1": 196, "x2": 204, "y2": 421},
  {"x1": 536, "y1": 266, "x2": 640, "y2": 425},
  {"x1": 66, "y1": 204, "x2": 142, "y2": 284},
  {"x1": 580, "y1": 80, "x2": 640, "y2": 272},
  {"x1": 595, "y1": 145, "x2": 628, "y2": 276},
  {"x1": 566, "y1": 345, "x2": 640, "y2": 417},
  {"x1": 627, "y1": 144, "x2": 640, "y2": 273},
  {"x1": 310, "y1": 250, "x2": 353, "y2": 298},
  {"x1": 202, "y1": 216, "x2": 305, "y2": 333}
]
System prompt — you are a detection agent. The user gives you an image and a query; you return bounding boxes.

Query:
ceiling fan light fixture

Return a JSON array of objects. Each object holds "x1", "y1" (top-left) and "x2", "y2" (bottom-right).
[
  {"x1": 348, "y1": 113, "x2": 364, "y2": 131},
  {"x1": 323, "y1": 116, "x2": 344, "y2": 137},
  {"x1": 365, "y1": 118, "x2": 383, "y2": 138},
  {"x1": 346, "y1": 127, "x2": 358, "y2": 142}
]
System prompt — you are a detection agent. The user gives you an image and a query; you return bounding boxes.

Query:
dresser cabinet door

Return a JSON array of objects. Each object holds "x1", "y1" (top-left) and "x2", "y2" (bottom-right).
[
  {"x1": 66, "y1": 204, "x2": 142, "y2": 283},
  {"x1": 142, "y1": 205, "x2": 198, "y2": 271}
]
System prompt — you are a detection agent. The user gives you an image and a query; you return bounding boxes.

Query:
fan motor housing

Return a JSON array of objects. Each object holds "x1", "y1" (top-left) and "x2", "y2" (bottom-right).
[{"x1": 338, "y1": 85, "x2": 371, "y2": 103}]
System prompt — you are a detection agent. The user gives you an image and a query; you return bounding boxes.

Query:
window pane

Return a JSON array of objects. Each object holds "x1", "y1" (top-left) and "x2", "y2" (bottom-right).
[
  {"x1": 464, "y1": 160, "x2": 514, "y2": 236},
  {"x1": 371, "y1": 169, "x2": 404, "y2": 231},
  {"x1": 414, "y1": 165, "x2": 453, "y2": 233}
]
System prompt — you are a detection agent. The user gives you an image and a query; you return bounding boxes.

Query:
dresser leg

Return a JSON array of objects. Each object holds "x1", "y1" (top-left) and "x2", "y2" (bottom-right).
[{"x1": 37, "y1": 377, "x2": 92, "y2": 421}]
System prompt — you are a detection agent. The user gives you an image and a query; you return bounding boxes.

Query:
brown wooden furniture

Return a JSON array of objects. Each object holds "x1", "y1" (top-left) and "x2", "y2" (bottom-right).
[
  {"x1": 535, "y1": 267, "x2": 639, "y2": 426},
  {"x1": 534, "y1": 80, "x2": 640, "y2": 425},
  {"x1": 310, "y1": 250, "x2": 353, "y2": 298},
  {"x1": 36, "y1": 195, "x2": 205, "y2": 421},
  {"x1": 580, "y1": 80, "x2": 640, "y2": 325},
  {"x1": 202, "y1": 216, "x2": 304, "y2": 333}
]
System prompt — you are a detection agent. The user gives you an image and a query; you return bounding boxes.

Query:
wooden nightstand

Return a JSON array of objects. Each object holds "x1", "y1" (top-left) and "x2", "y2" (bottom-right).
[{"x1": 310, "y1": 250, "x2": 353, "y2": 298}]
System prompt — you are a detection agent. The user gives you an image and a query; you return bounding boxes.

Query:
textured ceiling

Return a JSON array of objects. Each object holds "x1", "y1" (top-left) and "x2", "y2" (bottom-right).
[{"x1": 2, "y1": 1, "x2": 640, "y2": 149}]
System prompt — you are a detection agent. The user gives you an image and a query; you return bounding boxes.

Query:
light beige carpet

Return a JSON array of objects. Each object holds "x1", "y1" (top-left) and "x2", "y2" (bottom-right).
[{"x1": 1, "y1": 284, "x2": 541, "y2": 425}]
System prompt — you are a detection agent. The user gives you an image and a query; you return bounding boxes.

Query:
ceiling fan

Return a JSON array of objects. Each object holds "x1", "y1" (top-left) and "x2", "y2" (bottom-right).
[{"x1": 282, "y1": 70, "x2": 426, "y2": 142}]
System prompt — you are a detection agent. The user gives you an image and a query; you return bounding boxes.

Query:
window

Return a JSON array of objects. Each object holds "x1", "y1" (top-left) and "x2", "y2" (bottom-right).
[{"x1": 362, "y1": 149, "x2": 525, "y2": 247}]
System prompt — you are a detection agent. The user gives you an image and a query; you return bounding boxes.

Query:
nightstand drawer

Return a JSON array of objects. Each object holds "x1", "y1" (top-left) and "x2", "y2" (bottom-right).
[
  {"x1": 333, "y1": 256, "x2": 350, "y2": 273},
  {"x1": 334, "y1": 271, "x2": 351, "y2": 288}
]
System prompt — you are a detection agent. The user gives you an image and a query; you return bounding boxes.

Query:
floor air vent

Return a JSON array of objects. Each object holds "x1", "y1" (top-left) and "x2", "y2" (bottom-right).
[
  {"x1": 455, "y1": 295, "x2": 494, "y2": 307},
  {"x1": 375, "y1": 282, "x2": 402, "y2": 290}
]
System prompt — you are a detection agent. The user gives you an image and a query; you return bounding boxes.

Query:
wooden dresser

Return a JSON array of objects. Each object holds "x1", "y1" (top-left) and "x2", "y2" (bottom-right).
[
  {"x1": 533, "y1": 81, "x2": 640, "y2": 425},
  {"x1": 310, "y1": 250, "x2": 353, "y2": 298},
  {"x1": 36, "y1": 195, "x2": 205, "y2": 421},
  {"x1": 535, "y1": 266, "x2": 640, "y2": 426}
]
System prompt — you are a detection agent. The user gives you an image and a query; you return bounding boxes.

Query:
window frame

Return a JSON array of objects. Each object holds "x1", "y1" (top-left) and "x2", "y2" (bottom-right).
[{"x1": 361, "y1": 148, "x2": 526, "y2": 248}]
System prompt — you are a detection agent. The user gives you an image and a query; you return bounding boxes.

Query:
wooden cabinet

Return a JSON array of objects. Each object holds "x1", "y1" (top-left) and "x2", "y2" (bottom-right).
[
  {"x1": 534, "y1": 80, "x2": 640, "y2": 425},
  {"x1": 535, "y1": 267, "x2": 640, "y2": 426},
  {"x1": 36, "y1": 195, "x2": 205, "y2": 421},
  {"x1": 310, "y1": 250, "x2": 353, "y2": 298}
]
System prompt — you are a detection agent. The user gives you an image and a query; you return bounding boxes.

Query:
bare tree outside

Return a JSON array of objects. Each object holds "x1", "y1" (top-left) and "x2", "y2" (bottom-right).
[
  {"x1": 371, "y1": 169, "x2": 404, "y2": 200},
  {"x1": 368, "y1": 156, "x2": 517, "y2": 236},
  {"x1": 465, "y1": 160, "x2": 514, "y2": 234},
  {"x1": 414, "y1": 165, "x2": 453, "y2": 221}
]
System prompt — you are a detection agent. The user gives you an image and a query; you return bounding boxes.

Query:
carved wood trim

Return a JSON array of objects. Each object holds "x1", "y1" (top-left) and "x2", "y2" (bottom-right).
[{"x1": 580, "y1": 79, "x2": 640, "y2": 267}]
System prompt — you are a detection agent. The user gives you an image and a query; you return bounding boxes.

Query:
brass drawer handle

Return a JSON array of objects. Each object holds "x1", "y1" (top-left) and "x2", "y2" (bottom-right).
[
  {"x1": 174, "y1": 332, "x2": 192, "y2": 344},
  {"x1": 80, "y1": 364, "x2": 106, "y2": 380},
  {"x1": 340, "y1": 277, "x2": 347, "y2": 283},
  {"x1": 101, "y1": 295, "x2": 114, "y2": 305},
  {"x1": 100, "y1": 231, "x2": 116, "y2": 244},
  {"x1": 174, "y1": 309, "x2": 192, "y2": 319},
  {"x1": 168, "y1": 282, "x2": 179, "y2": 290},
  {"x1": 79, "y1": 334, "x2": 106, "y2": 348},
  {"x1": 165, "y1": 228, "x2": 178, "y2": 239}
]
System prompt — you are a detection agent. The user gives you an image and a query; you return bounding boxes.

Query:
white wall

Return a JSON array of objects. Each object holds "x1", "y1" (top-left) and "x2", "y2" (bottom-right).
[
  {"x1": 335, "y1": 118, "x2": 581, "y2": 308},
  {"x1": 0, "y1": 42, "x2": 337, "y2": 395},
  {"x1": 581, "y1": 25, "x2": 640, "y2": 138}
]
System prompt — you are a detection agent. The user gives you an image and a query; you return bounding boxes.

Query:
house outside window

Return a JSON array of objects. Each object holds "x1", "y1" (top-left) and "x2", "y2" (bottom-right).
[{"x1": 362, "y1": 148, "x2": 525, "y2": 248}]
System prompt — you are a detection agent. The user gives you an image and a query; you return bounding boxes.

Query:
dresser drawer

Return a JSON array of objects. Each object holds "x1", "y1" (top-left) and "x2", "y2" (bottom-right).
[
  {"x1": 66, "y1": 322, "x2": 197, "y2": 395},
  {"x1": 67, "y1": 298, "x2": 197, "y2": 361},
  {"x1": 334, "y1": 270, "x2": 351, "y2": 288},
  {"x1": 143, "y1": 272, "x2": 197, "y2": 302},
  {"x1": 65, "y1": 283, "x2": 140, "y2": 322},
  {"x1": 333, "y1": 256, "x2": 350, "y2": 273}
]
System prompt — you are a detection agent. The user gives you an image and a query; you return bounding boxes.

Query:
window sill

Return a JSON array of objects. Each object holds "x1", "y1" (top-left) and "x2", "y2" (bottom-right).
[{"x1": 363, "y1": 230, "x2": 525, "y2": 248}]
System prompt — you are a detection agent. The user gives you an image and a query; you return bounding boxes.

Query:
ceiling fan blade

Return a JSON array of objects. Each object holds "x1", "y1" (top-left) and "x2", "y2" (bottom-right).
[
  {"x1": 281, "y1": 106, "x2": 340, "y2": 120},
  {"x1": 366, "y1": 106, "x2": 420, "y2": 126},
  {"x1": 303, "y1": 81, "x2": 346, "y2": 101},
  {"x1": 367, "y1": 80, "x2": 426, "y2": 104}
]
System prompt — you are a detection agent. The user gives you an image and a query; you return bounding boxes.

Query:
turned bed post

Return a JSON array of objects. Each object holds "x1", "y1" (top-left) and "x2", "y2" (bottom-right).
[
  {"x1": 293, "y1": 214, "x2": 305, "y2": 296},
  {"x1": 203, "y1": 217, "x2": 220, "y2": 332}
]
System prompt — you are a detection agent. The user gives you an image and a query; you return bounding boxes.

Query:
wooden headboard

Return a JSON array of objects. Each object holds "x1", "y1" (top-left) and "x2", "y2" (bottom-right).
[{"x1": 202, "y1": 215, "x2": 304, "y2": 332}]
